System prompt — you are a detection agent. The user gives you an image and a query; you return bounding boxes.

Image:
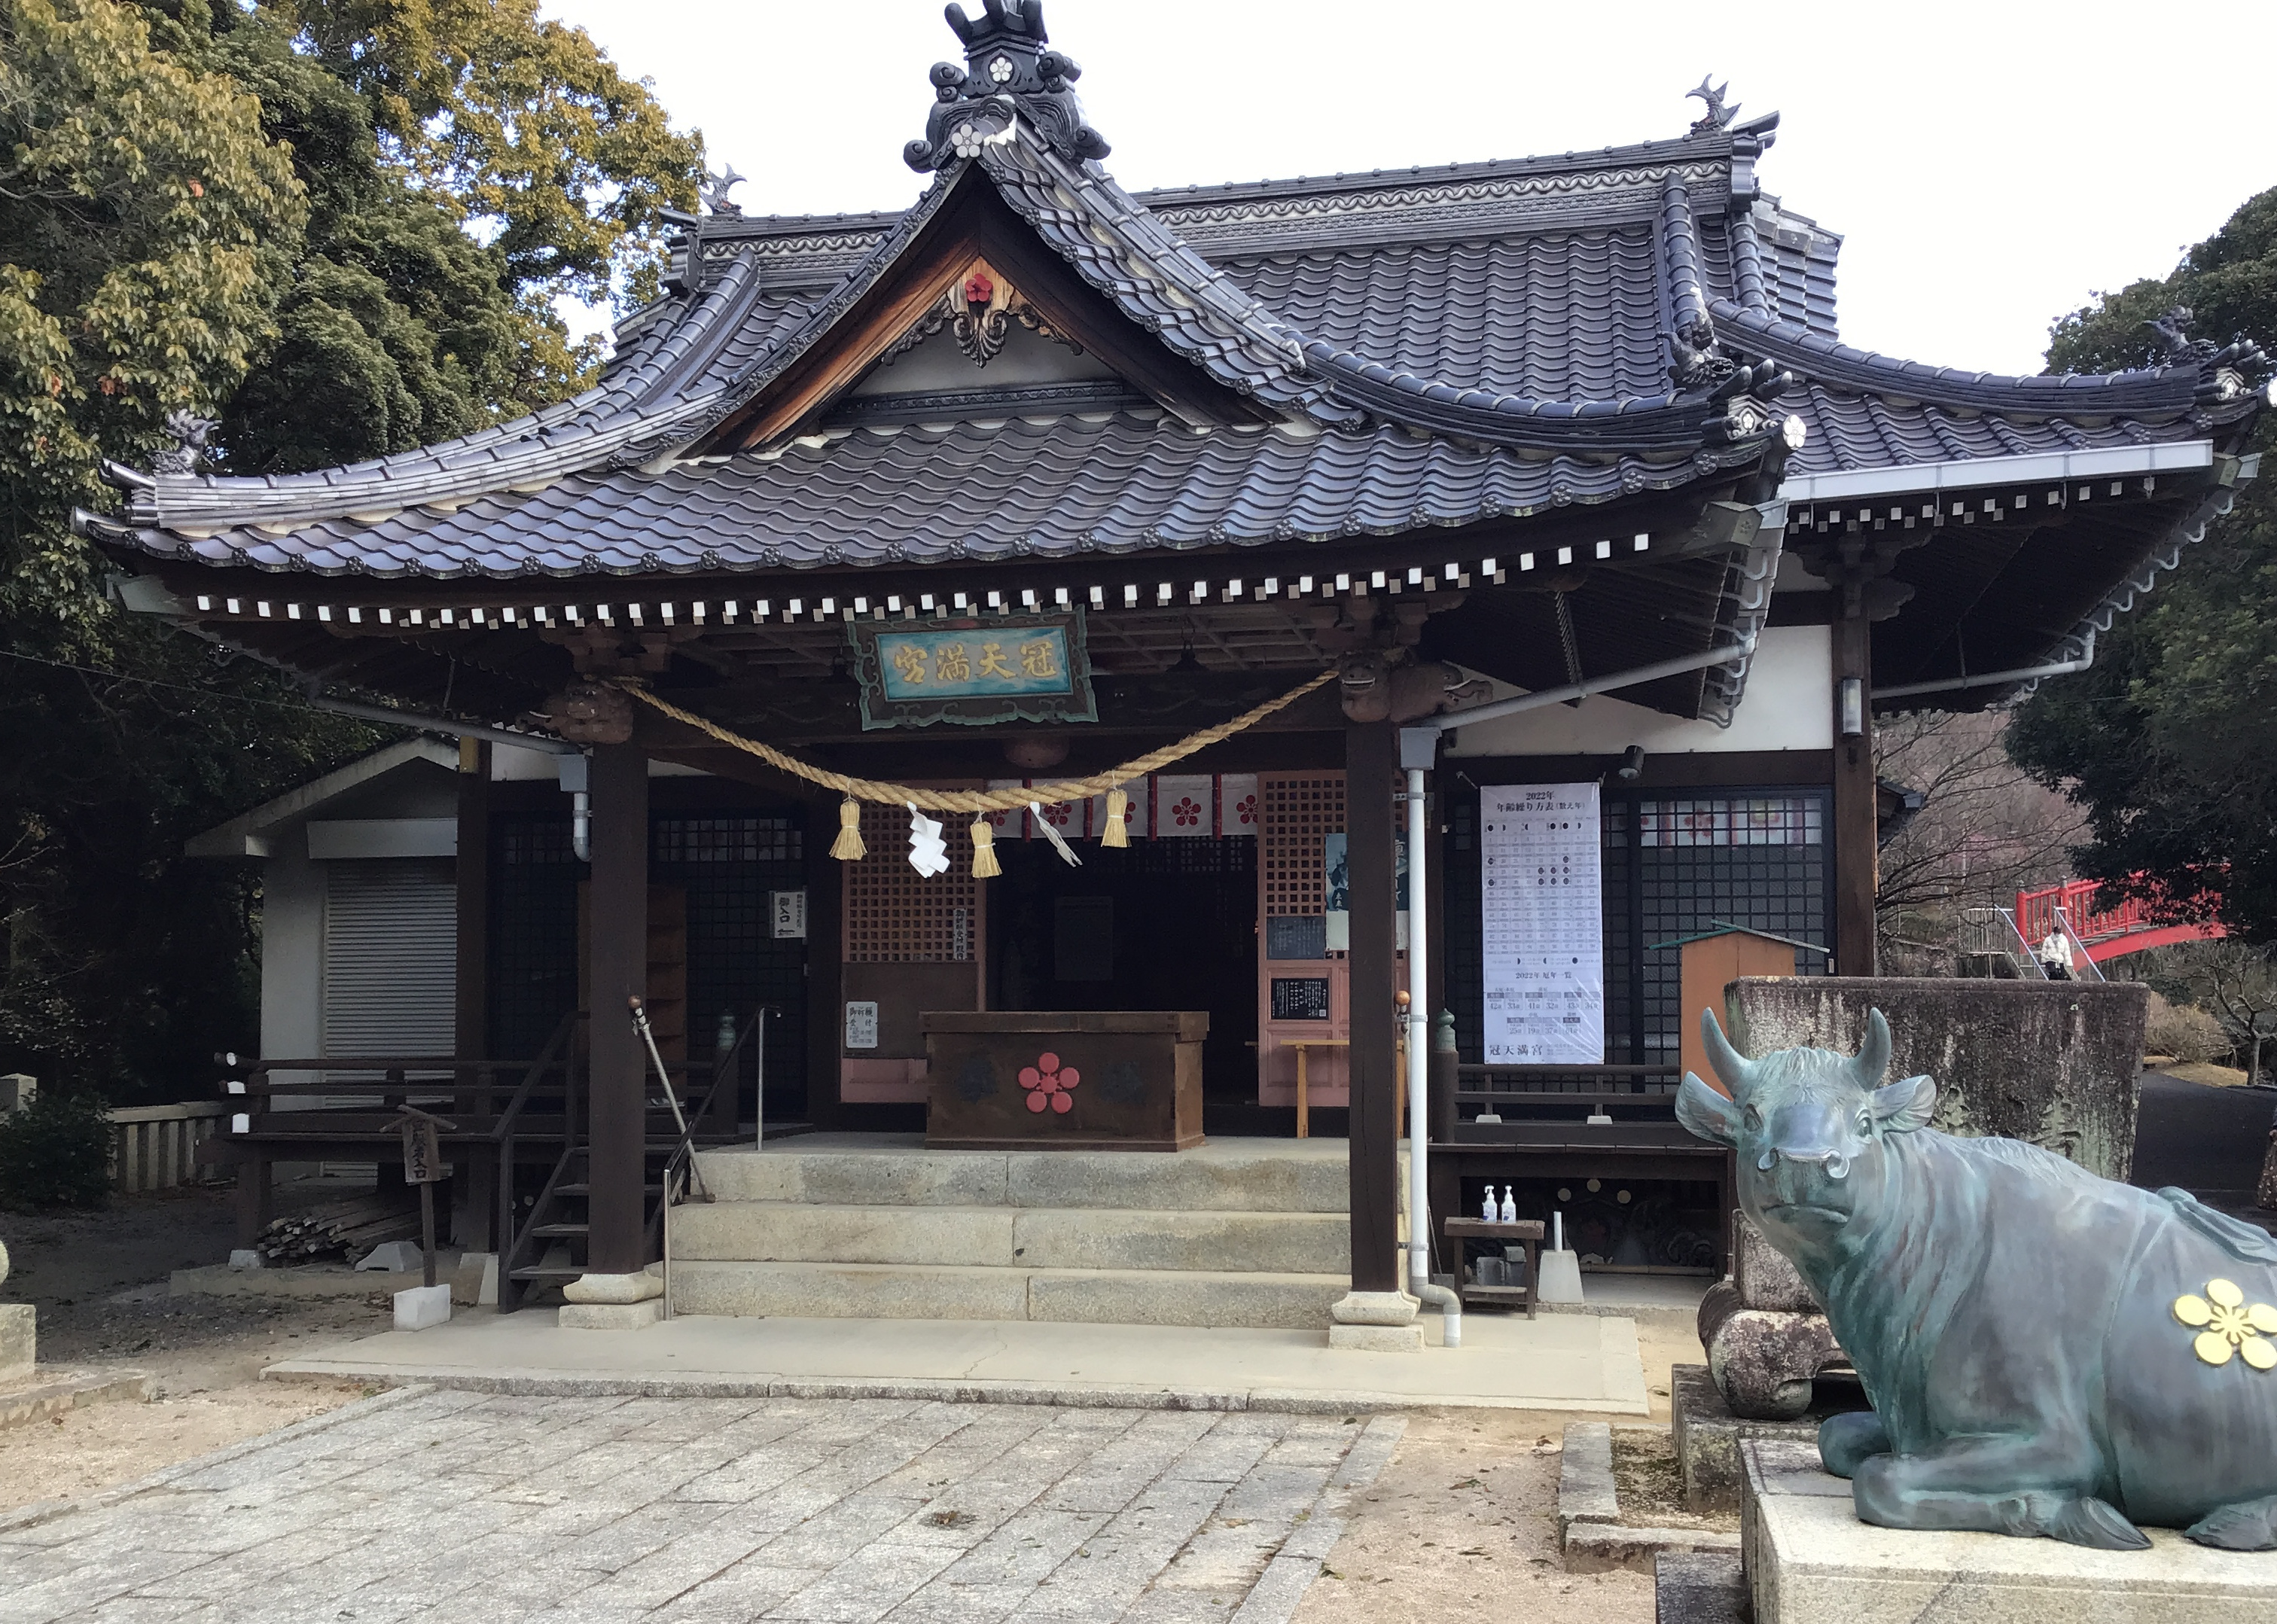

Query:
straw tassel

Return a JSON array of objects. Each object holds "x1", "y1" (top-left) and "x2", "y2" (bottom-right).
[
  {"x1": 969, "y1": 816, "x2": 1001, "y2": 878},
  {"x1": 1101, "y1": 788, "x2": 1130, "y2": 848},
  {"x1": 829, "y1": 797, "x2": 866, "y2": 861}
]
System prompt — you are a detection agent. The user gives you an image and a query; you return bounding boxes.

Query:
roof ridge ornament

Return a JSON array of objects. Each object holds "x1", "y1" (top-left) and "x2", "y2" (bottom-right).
[
  {"x1": 905, "y1": 0, "x2": 1110, "y2": 173},
  {"x1": 1687, "y1": 76, "x2": 1739, "y2": 135},
  {"x1": 154, "y1": 410, "x2": 220, "y2": 476},
  {"x1": 700, "y1": 166, "x2": 745, "y2": 217},
  {"x1": 2152, "y1": 306, "x2": 2275, "y2": 411}
]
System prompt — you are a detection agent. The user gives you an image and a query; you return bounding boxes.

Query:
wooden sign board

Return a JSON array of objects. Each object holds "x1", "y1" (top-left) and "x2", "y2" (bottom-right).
[
  {"x1": 399, "y1": 1117, "x2": 445, "y2": 1184},
  {"x1": 922, "y1": 1010, "x2": 1206, "y2": 1152},
  {"x1": 1270, "y1": 977, "x2": 1332, "y2": 1022},
  {"x1": 846, "y1": 612, "x2": 1096, "y2": 730}
]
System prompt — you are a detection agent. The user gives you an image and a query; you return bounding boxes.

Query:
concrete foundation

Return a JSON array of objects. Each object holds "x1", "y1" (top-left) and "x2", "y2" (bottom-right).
[
  {"x1": 1742, "y1": 1437, "x2": 2277, "y2": 1623},
  {"x1": 1672, "y1": 1362, "x2": 1867, "y2": 1513},
  {"x1": 0, "y1": 1302, "x2": 32, "y2": 1383},
  {"x1": 1728, "y1": 977, "x2": 2147, "y2": 1181}
]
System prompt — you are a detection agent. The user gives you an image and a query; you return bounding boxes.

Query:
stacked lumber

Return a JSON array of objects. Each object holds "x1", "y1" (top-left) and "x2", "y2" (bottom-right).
[{"x1": 256, "y1": 1193, "x2": 421, "y2": 1265}]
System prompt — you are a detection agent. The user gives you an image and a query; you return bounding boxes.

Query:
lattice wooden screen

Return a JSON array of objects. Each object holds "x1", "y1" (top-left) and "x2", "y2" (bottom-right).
[
  {"x1": 1260, "y1": 772, "x2": 1346, "y2": 952},
  {"x1": 843, "y1": 800, "x2": 979, "y2": 964}
]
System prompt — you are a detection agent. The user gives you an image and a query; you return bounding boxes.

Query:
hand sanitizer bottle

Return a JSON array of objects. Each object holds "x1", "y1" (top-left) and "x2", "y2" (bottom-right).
[
  {"x1": 1481, "y1": 1185, "x2": 1498, "y2": 1222},
  {"x1": 1498, "y1": 1187, "x2": 1516, "y2": 1224}
]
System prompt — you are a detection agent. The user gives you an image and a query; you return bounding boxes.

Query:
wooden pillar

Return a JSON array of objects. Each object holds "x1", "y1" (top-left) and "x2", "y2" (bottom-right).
[
  {"x1": 803, "y1": 794, "x2": 844, "y2": 1132},
  {"x1": 1832, "y1": 613, "x2": 1877, "y2": 977},
  {"x1": 585, "y1": 742, "x2": 649, "y2": 1275},
  {"x1": 1344, "y1": 720, "x2": 1400, "y2": 1293},
  {"x1": 453, "y1": 739, "x2": 494, "y2": 1249}
]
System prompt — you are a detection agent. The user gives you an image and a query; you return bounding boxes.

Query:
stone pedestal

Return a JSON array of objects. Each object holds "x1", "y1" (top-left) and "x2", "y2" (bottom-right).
[
  {"x1": 1741, "y1": 1437, "x2": 2277, "y2": 1624},
  {"x1": 559, "y1": 1268, "x2": 665, "y2": 1332},
  {"x1": 1701, "y1": 1214, "x2": 1847, "y2": 1421},
  {"x1": 1327, "y1": 1288, "x2": 1422, "y2": 1352},
  {"x1": 1, "y1": 1303, "x2": 32, "y2": 1384},
  {"x1": 1672, "y1": 1362, "x2": 1867, "y2": 1513}
]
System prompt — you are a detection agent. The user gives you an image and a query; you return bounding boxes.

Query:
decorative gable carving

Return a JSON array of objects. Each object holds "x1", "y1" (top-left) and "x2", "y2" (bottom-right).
[{"x1": 879, "y1": 262, "x2": 1083, "y2": 370}]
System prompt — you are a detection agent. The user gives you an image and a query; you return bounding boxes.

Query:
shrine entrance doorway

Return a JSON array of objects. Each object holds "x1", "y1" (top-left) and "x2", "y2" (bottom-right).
[{"x1": 984, "y1": 836, "x2": 1260, "y2": 1126}]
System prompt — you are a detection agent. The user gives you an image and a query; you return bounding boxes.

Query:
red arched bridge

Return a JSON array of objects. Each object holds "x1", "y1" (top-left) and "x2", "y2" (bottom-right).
[{"x1": 2014, "y1": 879, "x2": 2228, "y2": 964}]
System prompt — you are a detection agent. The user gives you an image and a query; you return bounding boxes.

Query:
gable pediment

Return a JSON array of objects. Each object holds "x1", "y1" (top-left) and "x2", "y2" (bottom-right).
[{"x1": 847, "y1": 258, "x2": 1122, "y2": 400}]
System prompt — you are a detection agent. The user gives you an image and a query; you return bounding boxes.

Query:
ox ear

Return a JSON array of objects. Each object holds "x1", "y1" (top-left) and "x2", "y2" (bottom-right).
[
  {"x1": 1676, "y1": 1071, "x2": 1739, "y2": 1147},
  {"x1": 1870, "y1": 1074, "x2": 1936, "y2": 1134}
]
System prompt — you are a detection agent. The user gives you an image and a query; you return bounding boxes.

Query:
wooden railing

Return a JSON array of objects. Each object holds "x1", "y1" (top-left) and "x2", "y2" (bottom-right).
[{"x1": 109, "y1": 1101, "x2": 230, "y2": 1193}]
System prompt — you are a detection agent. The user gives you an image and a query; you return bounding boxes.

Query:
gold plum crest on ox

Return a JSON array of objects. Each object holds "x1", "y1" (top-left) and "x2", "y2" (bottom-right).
[{"x1": 2172, "y1": 1278, "x2": 2277, "y2": 1369}]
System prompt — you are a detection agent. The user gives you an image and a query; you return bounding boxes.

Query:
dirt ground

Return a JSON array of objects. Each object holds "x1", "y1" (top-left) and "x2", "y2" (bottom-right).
[
  {"x1": 0, "y1": 1186, "x2": 383, "y2": 1513},
  {"x1": 1293, "y1": 1410, "x2": 1654, "y2": 1624}
]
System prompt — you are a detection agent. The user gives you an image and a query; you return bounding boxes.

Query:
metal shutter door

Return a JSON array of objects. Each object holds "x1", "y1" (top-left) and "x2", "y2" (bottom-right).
[{"x1": 322, "y1": 859, "x2": 458, "y2": 1059}]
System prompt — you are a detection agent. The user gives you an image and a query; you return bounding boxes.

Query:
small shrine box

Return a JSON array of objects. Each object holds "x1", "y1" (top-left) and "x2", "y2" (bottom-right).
[
  {"x1": 1658, "y1": 922, "x2": 1827, "y2": 1097},
  {"x1": 922, "y1": 1010, "x2": 1207, "y2": 1151}
]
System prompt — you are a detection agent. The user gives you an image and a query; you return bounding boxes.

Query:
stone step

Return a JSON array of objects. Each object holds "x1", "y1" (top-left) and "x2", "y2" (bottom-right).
[
  {"x1": 667, "y1": 1260, "x2": 1349, "y2": 1330},
  {"x1": 670, "y1": 1201, "x2": 1349, "y2": 1275},
  {"x1": 692, "y1": 1135, "x2": 1357, "y2": 1213}
]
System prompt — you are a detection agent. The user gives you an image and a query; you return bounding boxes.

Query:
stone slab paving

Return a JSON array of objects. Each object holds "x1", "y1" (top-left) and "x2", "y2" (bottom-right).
[{"x1": 0, "y1": 1385, "x2": 1402, "y2": 1624}]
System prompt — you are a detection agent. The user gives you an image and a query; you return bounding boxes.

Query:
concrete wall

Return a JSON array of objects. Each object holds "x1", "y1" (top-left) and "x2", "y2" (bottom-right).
[
  {"x1": 1727, "y1": 977, "x2": 2147, "y2": 1182},
  {"x1": 1442, "y1": 623, "x2": 1832, "y2": 757}
]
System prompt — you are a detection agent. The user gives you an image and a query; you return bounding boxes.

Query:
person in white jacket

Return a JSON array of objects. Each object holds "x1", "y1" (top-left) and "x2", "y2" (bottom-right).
[{"x1": 2039, "y1": 927, "x2": 2075, "y2": 981}]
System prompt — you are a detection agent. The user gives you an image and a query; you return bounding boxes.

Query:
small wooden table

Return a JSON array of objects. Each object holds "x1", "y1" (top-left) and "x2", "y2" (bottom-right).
[{"x1": 1443, "y1": 1217, "x2": 1547, "y2": 1318}]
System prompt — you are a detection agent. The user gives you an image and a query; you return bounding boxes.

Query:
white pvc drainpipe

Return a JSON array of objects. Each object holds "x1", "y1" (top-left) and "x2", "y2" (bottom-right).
[
  {"x1": 1387, "y1": 634, "x2": 1758, "y2": 1343},
  {"x1": 1403, "y1": 749, "x2": 1460, "y2": 1347}
]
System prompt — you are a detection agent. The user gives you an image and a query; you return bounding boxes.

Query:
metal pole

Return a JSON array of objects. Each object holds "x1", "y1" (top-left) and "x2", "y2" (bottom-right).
[
  {"x1": 631, "y1": 997, "x2": 707, "y2": 1200},
  {"x1": 753, "y1": 1008, "x2": 770, "y2": 1148},
  {"x1": 1405, "y1": 763, "x2": 1431, "y2": 1293}
]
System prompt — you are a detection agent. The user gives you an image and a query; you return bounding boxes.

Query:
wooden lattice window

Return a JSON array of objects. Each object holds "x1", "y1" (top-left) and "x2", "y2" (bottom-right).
[
  {"x1": 843, "y1": 800, "x2": 979, "y2": 964},
  {"x1": 1260, "y1": 772, "x2": 1345, "y2": 961}
]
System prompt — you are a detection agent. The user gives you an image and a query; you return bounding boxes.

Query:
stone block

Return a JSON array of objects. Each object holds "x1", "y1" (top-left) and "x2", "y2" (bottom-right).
[
  {"x1": 1010, "y1": 1208, "x2": 1347, "y2": 1275},
  {"x1": 1733, "y1": 1214, "x2": 1816, "y2": 1312},
  {"x1": 227, "y1": 1249, "x2": 264, "y2": 1271},
  {"x1": 451, "y1": 1251, "x2": 498, "y2": 1306},
  {"x1": 0, "y1": 1073, "x2": 33, "y2": 1114},
  {"x1": 358, "y1": 1240, "x2": 423, "y2": 1273},
  {"x1": 1727, "y1": 977, "x2": 2147, "y2": 1181},
  {"x1": 1742, "y1": 1437, "x2": 2277, "y2": 1622},
  {"x1": 1652, "y1": 1552, "x2": 1748, "y2": 1624},
  {"x1": 392, "y1": 1284, "x2": 450, "y2": 1331},
  {"x1": 1698, "y1": 1281, "x2": 1843, "y2": 1421},
  {"x1": 559, "y1": 1297, "x2": 665, "y2": 1330},
  {"x1": 667, "y1": 1260, "x2": 1032, "y2": 1322},
  {"x1": 1028, "y1": 1269, "x2": 1347, "y2": 1330},
  {"x1": 669, "y1": 1201, "x2": 1019, "y2": 1266},
  {"x1": 1559, "y1": 1421, "x2": 1620, "y2": 1528},
  {"x1": 1327, "y1": 1323, "x2": 1423, "y2": 1352},
  {"x1": 1672, "y1": 1363, "x2": 1849, "y2": 1513},
  {"x1": 0, "y1": 1302, "x2": 33, "y2": 1381}
]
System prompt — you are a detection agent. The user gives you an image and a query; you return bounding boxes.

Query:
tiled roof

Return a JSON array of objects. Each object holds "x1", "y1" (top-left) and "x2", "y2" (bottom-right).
[
  {"x1": 79, "y1": 62, "x2": 2269, "y2": 580},
  {"x1": 118, "y1": 413, "x2": 1730, "y2": 581}
]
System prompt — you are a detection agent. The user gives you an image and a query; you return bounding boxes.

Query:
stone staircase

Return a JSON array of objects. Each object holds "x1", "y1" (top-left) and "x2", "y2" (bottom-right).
[{"x1": 670, "y1": 1134, "x2": 1353, "y2": 1329}]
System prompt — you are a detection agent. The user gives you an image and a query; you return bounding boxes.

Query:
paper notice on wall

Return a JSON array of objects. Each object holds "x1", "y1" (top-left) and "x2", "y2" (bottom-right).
[
  {"x1": 1321, "y1": 832, "x2": 1410, "y2": 953},
  {"x1": 1480, "y1": 783, "x2": 1604, "y2": 1064}
]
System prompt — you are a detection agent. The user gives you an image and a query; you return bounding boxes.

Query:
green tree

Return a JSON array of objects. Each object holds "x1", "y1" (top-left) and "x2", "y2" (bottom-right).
[
  {"x1": 0, "y1": 0, "x2": 700, "y2": 1101},
  {"x1": 2007, "y1": 189, "x2": 2277, "y2": 944}
]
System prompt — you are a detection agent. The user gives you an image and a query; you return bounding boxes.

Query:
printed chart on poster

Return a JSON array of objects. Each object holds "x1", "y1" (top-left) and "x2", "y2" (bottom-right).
[{"x1": 1480, "y1": 783, "x2": 1605, "y2": 1064}]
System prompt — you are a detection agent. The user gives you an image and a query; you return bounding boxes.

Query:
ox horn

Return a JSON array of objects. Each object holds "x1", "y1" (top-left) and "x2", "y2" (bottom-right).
[
  {"x1": 1700, "y1": 1008, "x2": 1756, "y2": 1096},
  {"x1": 1852, "y1": 1008, "x2": 1892, "y2": 1089}
]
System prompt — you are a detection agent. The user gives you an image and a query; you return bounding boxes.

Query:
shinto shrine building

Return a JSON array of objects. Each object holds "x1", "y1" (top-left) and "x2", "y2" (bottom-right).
[{"x1": 98, "y1": 2, "x2": 2269, "y2": 1332}]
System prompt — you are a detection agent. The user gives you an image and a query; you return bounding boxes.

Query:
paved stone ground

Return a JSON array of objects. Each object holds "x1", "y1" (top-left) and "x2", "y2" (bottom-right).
[{"x1": 0, "y1": 1386, "x2": 1401, "y2": 1624}]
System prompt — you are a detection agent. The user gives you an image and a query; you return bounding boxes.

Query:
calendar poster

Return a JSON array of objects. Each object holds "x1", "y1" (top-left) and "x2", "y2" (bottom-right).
[{"x1": 1480, "y1": 783, "x2": 1603, "y2": 1063}]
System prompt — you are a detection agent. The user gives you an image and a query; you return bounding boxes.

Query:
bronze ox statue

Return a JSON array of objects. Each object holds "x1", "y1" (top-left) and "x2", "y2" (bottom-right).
[{"x1": 1680, "y1": 1007, "x2": 2277, "y2": 1550}]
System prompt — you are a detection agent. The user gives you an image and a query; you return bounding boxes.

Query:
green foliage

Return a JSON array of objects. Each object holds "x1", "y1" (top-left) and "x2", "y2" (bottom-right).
[
  {"x1": 0, "y1": 0, "x2": 700, "y2": 1098},
  {"x1": 0, "y1": 1090, "x2": 114, "y2": 1210},
  {"x1": 2009, "y1": 188, "x2": 2277, "y2": 946}
]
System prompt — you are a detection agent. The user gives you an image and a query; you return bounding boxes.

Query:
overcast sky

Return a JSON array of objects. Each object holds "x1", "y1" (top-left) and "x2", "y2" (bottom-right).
[{"x1": 541, "y1": 1, "x2": 2274, "y2": 376}]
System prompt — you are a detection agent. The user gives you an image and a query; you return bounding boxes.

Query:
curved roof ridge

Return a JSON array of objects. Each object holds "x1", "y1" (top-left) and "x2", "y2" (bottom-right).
[{"x1": 1711, "y1": 298, "x2": 2259, "y2": 418}]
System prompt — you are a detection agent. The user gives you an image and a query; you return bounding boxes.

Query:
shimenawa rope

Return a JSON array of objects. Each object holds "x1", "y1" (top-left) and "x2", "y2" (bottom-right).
[{"x1": 616, "y1": 670, "x2": 1336, "y2": 867}]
